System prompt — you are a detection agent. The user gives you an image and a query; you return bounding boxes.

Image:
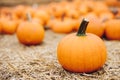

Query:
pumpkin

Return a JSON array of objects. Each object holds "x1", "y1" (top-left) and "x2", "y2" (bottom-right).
[
  {"x1": 65, "y1": 9, "x2": 80, "y2": 19},
  {"x1": 52, "y1": 5, "x2": 65, "y2": 18},
  {"x1": 33, "y1": 10, "x2": 50, "y2": 25},
  {"x1": 0, "y1": 7, "x2": 12, "y2": 15},
  {"x1": 77, "y1": 0, "x2": 95, "y2": 15},
  {"x1": 16, "y1": 13, "x2": 45, "y2": 45},
  {"x1": 105, "y1": 19, "x2": 120, "y2": 40},
  {"x1": 0, "y1": 12, "x2": 19, "y2": 21},
  {"x1": 93, "y1": 2, "x2": 109, "y2": 15},
  {"x1": 0, "y1": 18, "x2": 18, "y2": 34},
  {"x1": 51, "y1": 18, "x2": 73, "y2": 33},
  {"x1": 32, "y1": 18, "x2": 44, "y2": 26},
  {"x1": 105, "y1": 0, "x2": 118, "y2": 6},
  {"x1": 99, "y1": 12, "x2": 114, "y2": 22},
  {"x1": 57, "y1": 19, "x2": 107, "y2": 73},
  {"x1": 78, "y1": 4, "x2": 89, "y2": 15},
  {"x1": 46, "y1": 18, "x2": 60, "y2": 29},
  {"x1": 13, "y1": 5, "x2": 26, "y2": 19},
  {"x1": 75, "y1": 13, "x2": 105, "y2": 37},
  {"x1": 0, "y1": 23, "x2": 2, "y2": 33},
  {"x1": 85, "y1": 14, "x2": 105, "y2": 37}
]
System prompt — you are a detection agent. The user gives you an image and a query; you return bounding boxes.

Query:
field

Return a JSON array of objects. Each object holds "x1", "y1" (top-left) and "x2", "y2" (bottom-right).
[{"x1": 0, "y1": 30, "x2": 120, "y2": 80}]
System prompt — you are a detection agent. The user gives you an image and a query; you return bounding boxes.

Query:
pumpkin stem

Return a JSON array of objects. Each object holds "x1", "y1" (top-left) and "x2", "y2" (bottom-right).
[
  {"x1": 26, "y1": 13, "x2": 32, "y2": 22},
  {"x1": 77, "y1": 18, "x2": 89, "y2": 36}
]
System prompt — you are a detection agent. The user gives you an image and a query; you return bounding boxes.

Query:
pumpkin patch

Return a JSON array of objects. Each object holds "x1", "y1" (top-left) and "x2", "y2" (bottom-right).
[{"x1": 0, "y1": 1, "x2": 120, "y2": 79}]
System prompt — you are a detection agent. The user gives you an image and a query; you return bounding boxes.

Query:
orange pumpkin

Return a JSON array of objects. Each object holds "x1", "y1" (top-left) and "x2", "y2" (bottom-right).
[
  {"x1": 105, "y1": 19, "x2": 120, "y2": 40},
  {"x1": 16, "y1": 14, "x2": 45, "y2": 45},
  {"x1": 52, "y1": 5, "x2": 65, "y2": 18},
  {"x1": 65, "y1": 9, "x2": 80, "y2": 19},
  {"x1": 51, "y1": 18, "x2": 73, "y2": 33},
  {"x1": 0, "y1": 23, "x2": 2, "y2": 33},
  {"x1": 93, "y1": 2, "x2": 109, "y2": 15},
  {"x1": 99, "y1": 12, "x2": 114, "y2": 22},
  {"x1": 13, "y1": 5, "x2": 26, "y2": 19},
  {"x1": 86, "y1": 14, "x2": 105, "y2": 37},
  {"x1": 0, "y1": 7, "x2": 12, "y2": 15},
  {"x1": 46, "y1": 18, "x2": 60, "y2": 29},
  {"x1": 0, "y1": 18, "x2": 18, "y2": 34},
  {"x1": 78, "y1": 4, "x2": 89, "y2": 15},
  {"x1": 76, "y1": 14, "x2": 105, "y2": 37},
  {"x1": 105, "y1": 0, "x2": 118, "y2": 6},
  {"x1": 57, "y1": 19, "x2": 107, "y2": 73},
  {"x1": 32, "y1": 18, "x2": 44, "y2": 26},
  {"x1": 33, "y1": 10, "x2": 50, "y2": 25},
  {"x1": 0, "y1": 12, "x2": 19, "y2": 21}
]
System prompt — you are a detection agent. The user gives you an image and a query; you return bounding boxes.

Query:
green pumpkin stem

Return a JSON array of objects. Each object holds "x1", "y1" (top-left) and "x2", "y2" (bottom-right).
[
  {"x1": 77, "y1": 18, "x2": 89, "y2": 36},
  {"x1": 26, "y1": 13, "x2": 32, "y2": 22}
]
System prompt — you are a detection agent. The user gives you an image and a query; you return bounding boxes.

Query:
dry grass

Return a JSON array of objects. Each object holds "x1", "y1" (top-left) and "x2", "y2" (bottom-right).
[{"x1": 0, "y1": 30, "x2": 120, "y2": 80}]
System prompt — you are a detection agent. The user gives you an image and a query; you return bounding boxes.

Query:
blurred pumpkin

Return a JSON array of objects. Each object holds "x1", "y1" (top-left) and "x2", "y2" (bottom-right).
[
  {"x1": 85, "y1": 14, "x2": 105, "y2": 37},
  {"x1": 0, "y1": 7, "x2": 12, "y2": 15},
  {"x1": 0, "y1": 18, "x2": 18, "y2": 34},
  {"x1": 0, "y1": 23, "x2": 2, "y2": 33},
  {"x1": 0, "y1": 12, "x2": 19, "y2": 20},
  {"x1": 51, "y1": 18, "x2": 73, "y2": 33},
  {"x1": 32, "y1": 18, "x2": 44, "y2": 26},
  {"x1": 105, "y1": 19, "x2": 120, "y2": 40},
  {"x1": 99, "y1": 12, "x2": 114, "y2": 22},
  {"x1": 13, "y1": 5, "x2": 26, "y2": 19},
  {"x1": 52, "y1": 5, "x2": 65, "y2": 18},
  {"x1": 33, "y1": 10, "x2": 50, "y2": 25},
  {"x1": 16, "y1": 13, "x2": 45, "y2": 45},
  {"x1": 75, "y1": 13, "x2": 105, "y2": 37},
  {"x1": 93, "y1": 2, "x2": 109, "y2": 15},
  {"x1": 78, "y1": 4, "x2": 89, "y2": 15},
  {"x1": 105, "y1": 0, "x2": 118, "y2": 6},
  {"x1": 46, "y1": 18, "x2": 60, "y2": 29},
  {"x1": 57, "y1": 19, "x2": 107, "y2": 73},
  {"x1": 65, "y1": 9, "x2": 80, "y2": 19}
]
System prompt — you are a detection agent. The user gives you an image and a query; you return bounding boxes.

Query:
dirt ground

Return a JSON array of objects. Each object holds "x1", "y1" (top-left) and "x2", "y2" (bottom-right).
[{"x1": 0, "y1": 30, "x2": 120, "y2": 80}]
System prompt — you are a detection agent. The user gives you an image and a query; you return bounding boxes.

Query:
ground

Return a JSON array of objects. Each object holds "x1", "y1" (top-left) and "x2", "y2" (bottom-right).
[{"x1": 0, "y1": 30, "x2": 120, "y2": 80}]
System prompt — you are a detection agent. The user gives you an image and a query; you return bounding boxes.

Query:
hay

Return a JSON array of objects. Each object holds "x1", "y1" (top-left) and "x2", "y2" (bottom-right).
[{"x1": 0, "y1": 30, "x2": 120, "y2": 80}]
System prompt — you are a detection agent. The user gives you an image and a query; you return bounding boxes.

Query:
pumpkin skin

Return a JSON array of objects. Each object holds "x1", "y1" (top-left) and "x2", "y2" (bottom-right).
[
  {"x1": 33, "y1": 10, "x2": 50, "y2": 25},
  {"x1": 0, "y1": 23, "x2": 2, "y2": 33},
  {"x1": 99, "y1": 12, "x2": 114, "y2": 22},
  {"x1": 93, "y1": 2, "x2": 109, "y2": 15},
  {"x1": 51, "y1": 18, "x2": 73, "y2": 33},
  {"x1": 105, "y1": 0, "x2": 118, "y2": 6},
  {"x1": 57, "y1": 19, "x2": 107, "y2": 73},
  {"x1": 75, "y1": 14, "x2": 105, "y2": 37},
  {"x1": 65, "y1": 8, "x2": 79, "y2": 19},
  {"x1": 16, "y1": 21, "x2": 45, "y2": 45},
  {"x1": 32, "y1": 18, "x2": 44, "y2": 26},
  {"x1": 13, "y1": 5, "x2": 26, "y2": 19},
  {"x1": 46, "y1": 18, "x2": 60, "y2": 29},
  {"x1": 105, "y1": 19, "x2": 120, "y2": 40},
  {"x1": 0, "y1": 18, "x2": 18, "y2": 34},
  {"x1": 53, "y1": 6, "x2": 65, "y2": 18},
  {"x1": 86, "y1": 17, "x2": 105, "y2": 37}
]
